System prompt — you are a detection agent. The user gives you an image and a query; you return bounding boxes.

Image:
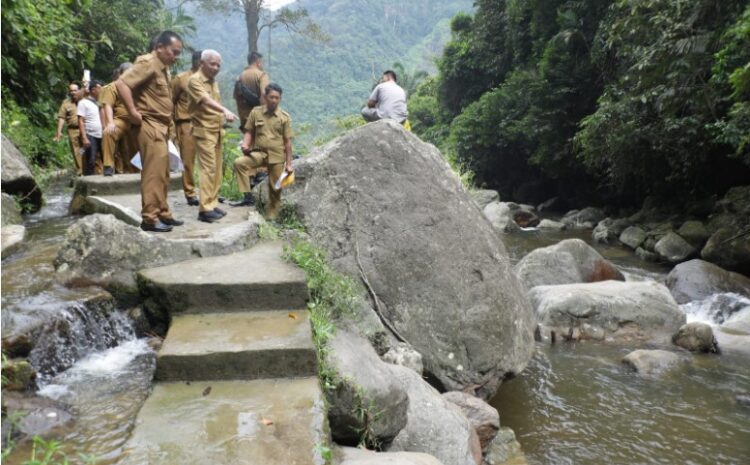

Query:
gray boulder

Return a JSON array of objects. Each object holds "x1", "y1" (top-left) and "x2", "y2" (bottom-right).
[
  {"x1": 483, "y1": 428, "x2": 527, "y2": 465},
  {"x1": 592, "y1": 218, "x2": 632, "y2": 245},
  {"x1": 2, "y1": 193, "x2": 22, "y2": 225},
  {"x1": 530, "y1": 281, "x2": 685, "y2": 342},
  {"x1": 442, "y1": 391, "x2": 499, "y2": 451},
  {"x1": 677, "y1": 221, "x2": 710, "y2": 248},
  {"x1": 619, "y1": 226, "x2": 647, "y2": 250},
  {"x1": 561, "y1": 207, "x2": 606, "y2": 229},
  {"x1": 483, "y1": 202, "x2": 521, "y2": 233},
  {"x1": 470, "y1": 190, "x2": 500, "y2": 210},
  {"x1": 326, "y1": 330, "x2": 409, "y2": 445},
  {"x1": 387, "y1": 365, "x2": 482, "y2": 465},
  {"x1": 672, "y1": 322, "x2": 719, "y2": 353},
  {"x1": 622, "y1": 349, "x2": 681, "y2": 375},
  {"x1": 506, "y1": 203, "x2": 539, "y2": 228},
  {"x1": 701, "y1": 226, "x2": 750, "y2": 275},
  {"x1": 1, "y1": 225, "x2": 25, "y2": 258},
  {"x1": 514, "y1": 239, "x2": 624, "y2": 289},
  {"x1": 337, "y1": 447, "x2": 445, "y2": 465},
  {"x1": 654, "y1": 232, "x2": 696, "y2": 263},
  {"x1": 382, "y1": 342, "x2": 424, "y2": 375},
  {"x1": 286, "y1": 120, "x2": 535, "y2": 398},
  {"x1": 1, "y1": 135, "x2": 42, "y2": 211},
  {"x1": 537, "y1": 219, "x2": 566, "y2": 230},
  {"x1": 665, "y1": 259, "x2": 750, "y2": 304}
]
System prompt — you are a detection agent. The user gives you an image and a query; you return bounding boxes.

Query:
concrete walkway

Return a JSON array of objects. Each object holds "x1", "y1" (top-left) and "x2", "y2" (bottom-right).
[{"x1": 123, "y1": 242, "x2": 327, "y2": 464}]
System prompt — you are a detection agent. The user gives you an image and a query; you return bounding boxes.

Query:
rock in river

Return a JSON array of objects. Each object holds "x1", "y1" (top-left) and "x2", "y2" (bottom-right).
[
  {"x1": 1, "y1": 135, "x2": 42, "y2": 212},
  {"x1": 672, "y1": 322, "x2": 719, "y2": 353},
  {"x1": 665, "y1": 259, "x2": 750, "y2": 304},
  {"x1": 622, "y1": 349, "x2": 682, "y2": 375}
]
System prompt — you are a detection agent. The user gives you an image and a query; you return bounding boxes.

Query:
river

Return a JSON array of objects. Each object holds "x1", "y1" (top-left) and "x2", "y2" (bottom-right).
[{"x1": 2, "y1": 185, "x2": 749, "y2": 464}]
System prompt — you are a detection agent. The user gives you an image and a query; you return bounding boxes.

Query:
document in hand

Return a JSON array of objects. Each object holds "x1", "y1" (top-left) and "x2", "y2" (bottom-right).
[
  {"x1": 274, "y1": 170, "x2": 295, "y2": 190},
  {"x1": 130, "y1": 141, "x2": 184, "y2": 172}
]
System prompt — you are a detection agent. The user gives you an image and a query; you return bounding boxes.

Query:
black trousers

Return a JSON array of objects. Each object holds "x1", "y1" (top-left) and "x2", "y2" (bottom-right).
[{"x1": 83, "y1": 135, "x2": 101, "y2": 176}]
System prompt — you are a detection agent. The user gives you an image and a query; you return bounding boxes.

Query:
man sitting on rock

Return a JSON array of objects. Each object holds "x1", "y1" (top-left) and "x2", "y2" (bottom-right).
[{"x1": 361, "y1": 70, "x2": 408, "y2": 124}]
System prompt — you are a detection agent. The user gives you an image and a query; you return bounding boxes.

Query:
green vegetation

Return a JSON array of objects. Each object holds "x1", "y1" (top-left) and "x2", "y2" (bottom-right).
[{"x1": 413, "y1": 0, "x2": 750, "y2": 206}]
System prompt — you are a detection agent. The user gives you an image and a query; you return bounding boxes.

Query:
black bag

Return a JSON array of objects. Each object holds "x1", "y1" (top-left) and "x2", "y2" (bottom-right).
[{"x1": 234, "y1": 78, "x2": 261, "y2": 108}]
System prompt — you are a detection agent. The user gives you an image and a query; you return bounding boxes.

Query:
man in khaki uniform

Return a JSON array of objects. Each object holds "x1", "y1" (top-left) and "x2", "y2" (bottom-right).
[
  {"x1": 54, "y1": 83, "x2": 83, "y2": 175},
  {"x1": 116, "y1": 30, "x2": 184, "y2": 233},
  {"x1": 186, "y1": 49, "x2": 238, "y2": 223},
  {"x1": 231, "y1": 83, "x2": 293, "y2": 220},
  {"x1": 171, "y1": 50, "x2": 202, "y2": 205},
  {"x1": 100, "y1": 62, "x2": 137, "y2": 176},
  {"x1": 234, "y1": 51, "x2": 269, "y2": 131}
]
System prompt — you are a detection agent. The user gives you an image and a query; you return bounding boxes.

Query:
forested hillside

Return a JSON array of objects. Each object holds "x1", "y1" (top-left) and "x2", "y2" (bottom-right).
[
  {"x1": 412, "y1": 0, "x2": 750, "y2": 207},
  {"x1": 184, "y1": 0, "x2": 473, "y2": 144}
]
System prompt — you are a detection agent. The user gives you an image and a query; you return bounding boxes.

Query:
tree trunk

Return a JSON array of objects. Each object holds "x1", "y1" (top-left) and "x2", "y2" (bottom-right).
[{"x1": 244, "y1": 0, "x2": 261, "y2": 53}]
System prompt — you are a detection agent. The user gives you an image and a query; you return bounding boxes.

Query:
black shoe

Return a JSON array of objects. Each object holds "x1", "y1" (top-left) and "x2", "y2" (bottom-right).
[
  {"x1": 161, "y1": 217, "x2": 184, "y2": 226},
  {"x1": 214, "y1": 207, "x2": 226, "y2": 218},
  {"x1": 198, "y1": 210, "x2": 223, "y2": 223},
  {"x1": 229, "y1": 192, "x2": 255, "y2": 207},
  {"x1": 186, "y1": 196, "x2": 199, "y2": 206},
  {"x1": 218, "y1": 196, "x2": 226, "y2": 203},
  {"x1": 140, "y1": 221, "x2": 173, "y2": 232},
  {"x1": 251, "y1": 171, "x2": 268, "y2": 188},
  {"x1": 103, "y1": 166, "x2": 114, "y2": 177}
]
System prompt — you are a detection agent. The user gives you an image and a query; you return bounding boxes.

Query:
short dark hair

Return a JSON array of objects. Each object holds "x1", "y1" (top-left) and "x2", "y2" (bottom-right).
[
  {"x1": 69, "y1": 82, "x2": 80, "y2": 90},
  {"x1": 383, "y1": 70, "x2": 398, "y2": 82},
  {"x1": 155, "y1": 30, "x2": 182, "y2": 48},
  {"x1": 89, "y1": 80, "x2": 103, "y2": 91},
  {"x1": 192, "y1": 50, "x2": 202, "y2": 69},
  {"x1": 113, "y1": 62, "x2": 132, "y2": 80},
  {"x1": 265, "y1": 82, "x2": 283, "y2": 96},
  {"x1": 247, "y1": 51, "x2": 263, "y2": 65}
]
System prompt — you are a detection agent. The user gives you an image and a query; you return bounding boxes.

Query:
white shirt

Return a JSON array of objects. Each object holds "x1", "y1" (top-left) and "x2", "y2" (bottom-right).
[
  {"x1": 77, "y1": 97, "x2": 102, "y2": 138},
  {"x1": 369, "y1": 81, "x2": 408, "y2": 122}
]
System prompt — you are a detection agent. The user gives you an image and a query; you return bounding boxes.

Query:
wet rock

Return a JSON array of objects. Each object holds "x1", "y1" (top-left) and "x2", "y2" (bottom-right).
[
  {"x1": 672, "y1": 322, "x2": 719, "y2": 353},
  {"x1": 635, "y1": 247, "x2": 659, "y2": 262},
  {"x1": 1, "y1": 192, "x2": 22, "y2": 225},
  {"x1": 336, "y1": 447, "x2": 445, "y2": 465},
  {"x1": 326, "y1": 330, "x2": 409, "y2": 445},
  {"x1": 387, "y1": 364, "x2": 482, "y2": 465},
  {"x1": 701, "y1": 225, "x2": 750, "y2": 275},
  {"x1": 620, "y1": 226, "x2": 647, "y2": 250},
  {"x1": 665, "y1": 259, "x2": 750, "y2": 304},
  {"x1": 2, "y1": 333, "x2": 33, "y2": 358},
  {"x1": 592, "y1": 218, "x2": 632, "y2": 245},
  {"x1": 654, "y1": 232, "x2": 696, "y2": 264},
  {"x1": 382, "y1": 342, "x2": 424, "y2": 375},
  {"x1": 1, "y1": 224, "x2": 26, "y2": 258},
  {"x1": 512, "y1": 209, "x2": 540, "y2": 228},
  {"x1": 127, "y1": 306, "x2": 151, "y2": 337},
  {"x1": 537, "y1": 219, "x2": 566, "y2": 230},
  {"x1": 471, "y1": 190, "x2": 500, "y2": 210},
  {"x1": 1, "y1": 135, "x2": 42, "y2": 212},
  {"x1": 530, "y1": 281, "x2": 685, "y2": 342},
  {"x1": 677, "y1": 221, "x2": 710, "y2": 248},
  {"x1": 442, "y1": 391, "x2": 500, "y2": 451},
  {"x1": 1, "y1": 359, "x2": 37, "y2": 391},
  {"x1": 483, "y1": 202, "x2": 521, "y2": 233},
  {"x1": 561, "y1": 207, "x2": 606, "y2": 229},
  {"x1": 483, "y1": 427, "x2": 527, "y2": 465},
  {"x1": 1, "y1": 392, "x2": 73, "y2": 440},
  {"x1": 514, "y1": 239, "x2": 624, "y2": 289},
  {"x1": 286, "y1": 120, "x2": 535, "y2": 399},
  {"x1": 622, "y1": 349, "x2": 681, "y2": 375}
]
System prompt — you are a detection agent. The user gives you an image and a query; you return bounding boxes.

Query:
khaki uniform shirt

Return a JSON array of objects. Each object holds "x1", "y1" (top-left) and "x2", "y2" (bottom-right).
[
  {"x1": 244, "y1": 106, "x2": 293, "y2": 164},
  {"x1": 187, "y1": 70, "x2": 224, "y2": 132},
  {"x1": 99, "y1": 83, "x2": 130, "y2": 120},
  {"x1": 120, "y1": 52, "x2": 173, "y2": 128},
  {"x1": 234, "y1": 66, "x2": 269, "y2": 123},
  {"x1": 171, "y1": 69, "x2": 194, "y2": 122},
  {"x1": 58, "y1": 98, "x2": 79, "y2": 128}
]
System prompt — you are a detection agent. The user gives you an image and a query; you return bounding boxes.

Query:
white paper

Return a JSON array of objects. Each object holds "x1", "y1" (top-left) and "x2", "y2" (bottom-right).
[
  {"x1": 130, "y1": 141, "x2": 184, "y2": 172},
  {"x1": 274, "y1": 170, "x2": 291, "y2": 190}
]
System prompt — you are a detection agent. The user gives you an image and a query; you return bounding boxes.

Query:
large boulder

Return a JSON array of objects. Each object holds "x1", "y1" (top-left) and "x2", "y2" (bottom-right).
[
  {"x1": 336, "y1": 447, "x2": 445, "y2": 465},
  {"x1": 2, "y1": 193, "x2": 23, "y2": 225},
  {"x1": 514, "y1": 239, "x2": 624, "y2": 289},
  {"x1": 677, "y1": 221, "x2": 710, "y2": 248},
  {"x1": 592, "y1": 218, "x2": 631, "y2": 245},
  {"x1": 442, "y1": 391, "x2": 500, "y2": 451},
  {"x1": 1, "y1": 135, "x2": 42, "y2": 211},
  {"x1": 326, "y1": 330, "x2": 409, "y2": 445},
  {"x1": 619, "y1": 226, "x2": 647, "y2": 250},
  {"x1": 701, "y1": 225, "x2": 750, "y2": 275},
  {"x1": 665, "y1": 259, "x2": 750, "y2": 304},
  {"x1": 672, "y1": 322, "x2": 719, "y2": 353},
  {"x1": 387, "y1": 364, "x2": 482, "y2": 465},
  {"x1": 530, "y1": 281, "x2": 685, "y2": 342},
  {"x1": 286, "y1": 121, "x2": 535, "y2": 398},
  {"x1": 1, "y1": 224, "x2": 26, "y2": 258},
  {"x1": 483, "y1": 202, "x2": 521, "y2": 233},
  {"x1": 654, "y1": 232, "x2": 696, "y2": 264}
]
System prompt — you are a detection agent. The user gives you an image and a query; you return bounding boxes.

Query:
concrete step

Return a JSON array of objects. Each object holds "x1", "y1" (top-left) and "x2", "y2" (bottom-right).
[
  {"x1": 72, "y1": 172, "x2": 183, "y2": 199},
  {"x1": 156, "y1": 310, "x2": 317, "y2": 381},
  {"x1": 120, "y1": 377, "x2": 328, "y2": 465},
  {"x1": 137, "y1": 241, "x2": 308, "y2": 313}
]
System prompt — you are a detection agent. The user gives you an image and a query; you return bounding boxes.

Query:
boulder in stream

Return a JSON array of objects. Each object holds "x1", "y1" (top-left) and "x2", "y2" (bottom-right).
[
  {"x1": 677, "y1": 220, "x2": 710, "y2": 248},
  {"x1": 672, "y1": 322, "x2": 719, "y2": 353},
  {"x1": 665, "y1": 259, "x2": 750, "y2": 304},
  {"x1": 622, "y1": 349, "x2": 682, "y2": 375},
  {"x1": 286, "y1": 120, "x2": 535, "y2": 399},
  {"x1": 1, "y1": 135, "x2": 42, "y2": 212},
  {"x1": 654, "y1": 232, "x2": 696, "y2": 264},
  {"x1": 592, "y1": 218, "x2": 632, "y2": 245},
  {"x1": 442, "y1": 391, "x2": 500, "y2": 451},
  {"x1": 470, "y1": 189, "x2": 500, "y2": 210},
  {"x1": 2, "y1": 192, "x2": 23, "y2": 225},
  {"x1": 561, "y1": 207, "x2": 606, "y2": 229},
  {"x1": 701, "y1": 225, "x2": 750, "y2": 275},
  {"x1": 483, "y1": 201, "x2": 521, "y2": 233},
  {"x1": 619, "y1": 226, "x2": 647, "y2": 250}
]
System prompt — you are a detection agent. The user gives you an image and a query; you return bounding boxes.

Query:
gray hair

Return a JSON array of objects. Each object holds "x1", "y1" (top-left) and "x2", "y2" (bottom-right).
[{"x1": 201, "y1": 49, "x2": 221, "y2": 60}]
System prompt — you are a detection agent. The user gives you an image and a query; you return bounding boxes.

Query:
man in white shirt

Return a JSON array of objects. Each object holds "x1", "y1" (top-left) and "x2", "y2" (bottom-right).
[
  {"x1": 361, "y1": 70, "x2": 408, "y2": 123},
  {"x1": 77, "y1": 80, "x2": 103, "y2": 175}
]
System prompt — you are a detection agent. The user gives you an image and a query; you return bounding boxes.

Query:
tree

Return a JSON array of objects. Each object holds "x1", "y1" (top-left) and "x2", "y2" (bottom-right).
[{"x1": 391, "y1": 62, "x2": 428, "y2": 96}]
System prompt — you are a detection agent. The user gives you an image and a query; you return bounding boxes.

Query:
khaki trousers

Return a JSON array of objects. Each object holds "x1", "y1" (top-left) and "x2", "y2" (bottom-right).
[
  {"x1": 234, "y1": 151, "x2": 284, "y2": 219},
  {"x1": 102, "y1": 118, "x2": 138, "y2": 173},
  {"x1": 67, "y1": 128, "x2": 82, "y2": 176},
  {"x1": 176, "y1": 121, "x2": 197, "y2": 198},
  {"x1": 194, "y1": 129, "x2": 223, "y2": 213},
  {"x1": 135, "y1": 120, "x2": 173, "y2": 224}
]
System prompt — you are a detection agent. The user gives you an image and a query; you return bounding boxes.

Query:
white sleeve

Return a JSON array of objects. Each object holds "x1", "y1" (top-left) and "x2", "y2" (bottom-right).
[
  {"x1": 368, "y1": 84, "x2": 380, "y2": 102},
  {"x1": 77, "y1": 100, "x2": 86, "y2": 118}
]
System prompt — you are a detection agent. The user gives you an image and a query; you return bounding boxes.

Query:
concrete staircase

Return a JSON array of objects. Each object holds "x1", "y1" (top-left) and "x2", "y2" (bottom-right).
[{"x1": 122, "y1": 241, "x2": 327, "y2": 465}]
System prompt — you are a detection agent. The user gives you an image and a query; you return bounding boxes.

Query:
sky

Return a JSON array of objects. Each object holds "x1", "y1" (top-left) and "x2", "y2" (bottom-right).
[{"x1": 265, "y1": 0, "x2": 296, "y2": 10}]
